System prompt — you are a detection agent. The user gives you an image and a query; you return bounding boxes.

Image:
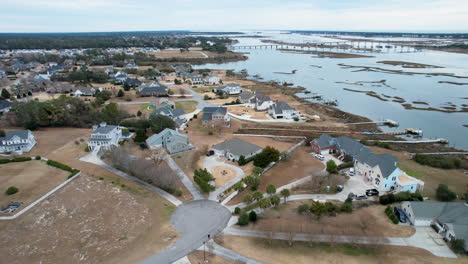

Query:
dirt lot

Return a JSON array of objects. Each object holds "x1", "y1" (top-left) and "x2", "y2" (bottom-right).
[
  {"x1": 218, "y1": 236, "x2": 467, "y2": 264},
  {"x1": 0, "y1": 160, "x2": 69, "y2": 212},
  {"x1": 0, "y1": 173, "x2": 177, "y2": 264},
  {"x1": 228, "y1": 105, "x2": 270, "y2": 120},
  {"x1": 244, "y1": 202, "x2": 415, "y2": 237},
  {"x1": 228, "y1": 146, "x2": 323, "y2": 205},
  {"x1": 188, "y1": 250, "x2": 233, "y2": 264},
  {"x1": 211, "y1": 166, "x2": 238, "y2": 187},
  {"x1": 369, "y1": 147, "x2": 467, "y2": 200}
]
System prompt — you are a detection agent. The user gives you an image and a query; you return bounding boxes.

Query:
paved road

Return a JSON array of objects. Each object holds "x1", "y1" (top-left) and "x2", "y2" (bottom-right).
[
  {"x1": 203, "y1": 156, "x2": 245, "y2": 201},
  {"x1": 202, "y1": 241, "x2": 263, "y2": 264},
  {"x1": 140, "y1": 200, "x2": 231, "y2": 264},
  {"x1": 224, "y1": 226, "x2": 457, "y2": 258},
  {"x1": 168, "y1": 84, "x2": 216, "y2": 109},
  {"x1": 165, "y1": 155, "x2": 205, "y2": 200},
  {"x1": 79, "y1": 154, "x2": 183, "y2": 206}
]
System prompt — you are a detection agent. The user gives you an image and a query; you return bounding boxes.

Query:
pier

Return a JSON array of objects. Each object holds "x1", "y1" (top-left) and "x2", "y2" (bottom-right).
[
  {"x1": 346, "y1": 119, "x2": 399, "y2": 127},
  {"x1": 363, "y1": 139, "x2": 449, "y2": 144}
]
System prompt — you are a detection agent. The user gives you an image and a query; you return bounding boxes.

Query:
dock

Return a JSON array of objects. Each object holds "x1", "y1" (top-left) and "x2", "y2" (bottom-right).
[
  {"x1": 346, "y1": 119, "x2": 399, "y2": 127},
  {"x1": 363, "y1": 138, "x2": 448, "y2": 144}
]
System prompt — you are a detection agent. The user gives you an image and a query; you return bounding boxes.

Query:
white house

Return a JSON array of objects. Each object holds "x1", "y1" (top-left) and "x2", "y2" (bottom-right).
[
  {"x1": 110, "y1": 71, "x2": 128, "y2": 84},
  {"x1": 244, "y1": 93, "x2": 274, "y2": 111},
  {"x1": 87, "y1": 122, "x2": 122, "y2": 151},
  {"x1": 0, "y1": 130, "x2": 36, "y2": 154},
  {"x1": 213, "y1": 83, "x2": 242, "y2": 95},
  {"x1": 73, "y1": 87, "x2": 102, "y2": 97},
  {"x1": 268, "y1": 101, "x2": 300, "y2": 119},
  {"x1": 188, "y1": 74, "x2": 204, "y2": 85},
  {"x1": 401, "y1": 201, "x2": 468, "y2": 252},
  {"x1": 211, "y1": 138, "x2": 262, "y2": 161},
  {"x1": 205, "y1": 75, "x2": 221, "y2": 86}
]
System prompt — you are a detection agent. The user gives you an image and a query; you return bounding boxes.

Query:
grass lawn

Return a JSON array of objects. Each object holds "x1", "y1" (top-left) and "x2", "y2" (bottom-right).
[{"x1": 175, "y1": 100, "x2": 198, "y2": 113}]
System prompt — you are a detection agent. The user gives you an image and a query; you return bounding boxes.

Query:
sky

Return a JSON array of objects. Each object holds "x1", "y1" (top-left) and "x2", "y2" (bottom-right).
[{"x1": 1, "y1": 0, "x2": 468, "y2": 33}]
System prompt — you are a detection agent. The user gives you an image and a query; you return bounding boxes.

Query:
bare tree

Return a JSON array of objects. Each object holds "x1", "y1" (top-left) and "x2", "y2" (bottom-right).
[{"x1": 149, "y1": 148, "x2": 167, "y2": 165}]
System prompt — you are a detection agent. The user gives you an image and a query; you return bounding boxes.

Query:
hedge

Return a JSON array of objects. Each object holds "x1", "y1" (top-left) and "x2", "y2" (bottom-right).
[
  {"x1": 47, "y1": 159, "x2": 73, "y2": 172},
  {"x1": 385, "y1": 206, "x2": 399, "y2": 224},
  {"x1": 0, "y1": 157, "x2": 32, "y2": 163},
  {"x1": 379, "y1": 192, "x2": 423, "y2": 205},
  {"x1": 337, "y1": 161, "x2": 354, "y2": 170}
]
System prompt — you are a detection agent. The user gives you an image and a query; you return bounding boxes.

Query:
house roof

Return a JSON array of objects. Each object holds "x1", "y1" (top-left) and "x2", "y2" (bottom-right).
[
  {"x1": 146, "y1": 128, "x2": 188, "y2": 147},
  {"x1": 1, "y1": 130, "x2": 30, "y2": 140},
  {"x1": 0, "y1": 100, "x2": 13, "y2": 110},
  {"x1": 212, "y1": 138, "x2": 262, "y2": 157},
  {"x1": 140, "y1": 86, "x2": 168, "y2": 94},
  {"x1": 314, "y1": 134, "x2": 335, "y2": 149},
  {"x1": 74, "y1": 86, "x2": 96, "y2": 94},
  {"x1": 270, "y1": 101, "x2": 295, "y2": 114},
  {"x1": 92, "y1": 124, "x2": 118, "y2": 134},
  {"x1": 155, "y1": 107, "x2": 185, "y2": 118},
  {"x1": 408, "y1": 202, "x2": 468, "y2": 249},
  {"x1": 239, "y1": 91, "x2": 254, "y2": 101},
  {"x1": 250, "y1": 93, "x2": 271, "y2": 104},
  {"x1": 203, "y1": 107, "x2": 227, "y2": 115}
]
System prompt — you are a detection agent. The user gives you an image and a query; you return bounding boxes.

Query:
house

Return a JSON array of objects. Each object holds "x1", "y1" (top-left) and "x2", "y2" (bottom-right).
[
  {"x1": 202, "y1": 107, "x2": 230, "y2": 127},
  {"x1": 244, "y1": 93, "x2": 274, "y2": 111},
  {"x1": 124, "y1": 62, "x2": 139, "y2": 70},
  {"x1": 34, "y1": 74, "x2": 51, "y2": 82},
  {"x1": 238, "y1": 91, "x2": 255, "y2": 104},
  {"x1": 146, "y1": 128, "x2": 193, "y2": 154},
  {"x1": 0, "y1": 130, "x2": 36, "y2": 154},
  {"x1": 87, "y1": 122, "x2": 122, "y2": 151},
  {"x1": 73, "y1": 87, "x2": 102, "y2": 97},
  {"x1": 268, "y1": 101, "x2": 300, "y2": 119},
  {"x1": 172, "y1": 64, "x2": 192, "y2": 77},
  {"x1": 152, "y1": 107, "x2": 187, "y2": 130},
  {"x1": 0, "y1": 69, "x2": 6, "y2": 78},
  {"x1": 402, "y1": 201, "x2": 468, "y2": 252},
  {"x1": 211, "y1": 138, "x2": 262, "y2": 161},
  {"x1": 311, "y1": 134, "x2": 424, "y2": 193},
  {"x1": 0, "y1": 100, "x2": 13, "y2": 114},
  {"x1": 188, "y1": 74, "x2": 204, "y2": 85},
  {"x1": 152, "y1": 97, "x2": 175, "y2": 110},
  {"x1": 138, "y1": 81, "x2": 168, "y2": 97},
  {"x1": 48, "y1": 82, "x2": 75, "y2": 94},
  {"x1": 213, "y1": 83, "x2": 242, "y2": 95},
  {"x1": 205, "y1": 75, "x2": 221, "y2": 85},
  {"x1": 110, "y1": 71, "x2": 128, "y2": 84},
  {"x1": 125, "y1": 78, "x2": 142, "y2": 88}
]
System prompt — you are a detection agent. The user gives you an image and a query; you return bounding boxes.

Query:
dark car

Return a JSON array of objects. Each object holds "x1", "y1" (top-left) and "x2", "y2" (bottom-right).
[
  {"x1": 365, "y1": 189, "x2": 379, "y2": 196},
  {"x1": 394, "y1": 206, "x2": 407, "y2": 223},
  {"x1": 206, "y1": 150, "x2": 215, "y2": 156}
]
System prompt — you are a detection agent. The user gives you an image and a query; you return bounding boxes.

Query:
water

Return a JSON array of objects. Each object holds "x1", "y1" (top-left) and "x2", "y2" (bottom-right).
[{"x1": 195, "y1": 31, "x2": 468, "y2": 150}]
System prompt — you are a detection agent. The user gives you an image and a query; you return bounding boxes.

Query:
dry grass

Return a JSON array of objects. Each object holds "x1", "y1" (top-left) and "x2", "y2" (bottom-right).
[
  {"x1": 175, "y1": 100, "x2": 198, "y2": 113},
  {"x1": 0, "y1": 160, "x2": 69, "y2": 212},
  {"x1": 188, "y1": 250, "x2": 233, "y2": 264},
  {"x1": 211, "y1": 166, "x2": 238, "y2": 187}
]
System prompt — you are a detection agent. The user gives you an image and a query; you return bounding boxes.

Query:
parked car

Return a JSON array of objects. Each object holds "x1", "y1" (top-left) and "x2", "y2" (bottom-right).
[
  {"x1": 348, "y1": 167, "x2": 355, "y2": 176},
  {"x1": 314, "y1": 154, "x2": 325, "y2": 161},
  {"x1": 336, "y1": 185, "x2": 344, "y2": 192},
  {"x1": 366, "y1": 189, "x2": 379, "y2": 196},
  {"x1": 355, "y1": 194, "x2": 367, "y2": 200},
  {"x1": 206, "y1": 150, "x2": 215, "y2": 156},
  {"x1": 394, "y1": 206, "x2": 407, "y2": 223}
]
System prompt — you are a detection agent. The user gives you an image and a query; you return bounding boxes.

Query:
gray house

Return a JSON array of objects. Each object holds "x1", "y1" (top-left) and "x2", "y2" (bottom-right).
[
  {"x1": 146, "y1": 128, "x2": 193, "y2": 154},
  {"x1": 0, "y1": 100, "x2": 13, "y2": 114},
  {"x1": 0, "y1": 130, "x2": 36, "y2": 154},
  {"x1": 152, "y1": 107, "x2": 187, "y2": 130},
  {"x1": 202, "y1": 107, "x2": 230, "y2": 127},
  {"x1": 138, "y1": 81, "x2": 168, "y2": 97},
  {"x1": 212, "y1": 138, "x2": 262, "y2": 161},
  {"x1": 402, "y1": 201, "x2": 468, "y2": 252}
]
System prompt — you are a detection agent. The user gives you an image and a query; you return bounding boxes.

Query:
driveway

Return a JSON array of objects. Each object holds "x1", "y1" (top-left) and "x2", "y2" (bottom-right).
[
  {"x1": 140, "y1": 200, "x2": 231, "y2": 264},
  {"x1": 203, "y1": 156, "x2": 245, "y2": 201},
  {"x1": 166, "y1": 155, "x2": 205, "y2": 200},
  {"x1": 167, "y1": 84, "x2": 216, "y2": 109}
]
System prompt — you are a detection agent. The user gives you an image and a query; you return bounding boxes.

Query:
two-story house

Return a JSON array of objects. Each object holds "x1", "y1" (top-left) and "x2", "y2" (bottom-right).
[
  {"x1": 213, "y1": 83, "x2": 242, "y2": 95},
  {"x1": 205, "y1": 75, "x2": 221, "y2": 86},
  {"x1": 243, "y1": 93, "x2": 274, "y2": 111},
  {"x1": 87, "y1": 122, "x2": 122, "y2": 151},
  {"x1": 138, "y1": 81, "x2": 168, "y2": 97},
  {"x1": 110, "y1": 71, "x2": 128, "y2": 84},
  {"x1": 0, "y1": 130, "x2": 36, "y2": 154},
  {"x1": 268, "y1": 101, "x2": 300, "y2": 119},
  {"x1": 146, "y1": 128, "x2": 194, "y2": 154},
  {"x1": 188, "y1": 74, "x2": 204, "y2": 85},
  {"x1": 201, "y1": 107, "x2": 230, "y2": 127}
]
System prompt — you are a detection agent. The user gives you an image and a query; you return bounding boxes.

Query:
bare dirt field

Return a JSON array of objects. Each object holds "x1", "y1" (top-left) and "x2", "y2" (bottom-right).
[
  {"x1": 188, "y1": 250, "x2": 233, "y2": 264},
  {"x1": 0, "y1": 173, "x2": 177, "y2": 264},
  {"x1": 0, "y1": 160, "x2": 69, "y2": 212},
  {"x1": 228, "y1": 105, "x2": 270, "y2": 119},
  {"x1": 218, "y1": 236, "x2": 467, "y2": 264},
  {"x1": 244, "y1": 202, "x2": 415, "y2": 238}
]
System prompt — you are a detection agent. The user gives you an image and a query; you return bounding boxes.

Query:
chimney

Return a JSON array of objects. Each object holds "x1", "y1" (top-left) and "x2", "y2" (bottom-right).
[
  {"x1": 100, "y1": 122, "x2": 107, "y2": 127},
  {"x1": 92, "y1": 125, "x2": 98, "y2": 131}
]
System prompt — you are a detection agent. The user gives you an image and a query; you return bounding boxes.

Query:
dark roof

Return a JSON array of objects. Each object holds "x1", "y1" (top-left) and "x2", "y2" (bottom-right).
[
  {"x1": 239, "y1": 91, "x2": 254, "y2": 101},
  {"x1": 202, "y1": 112, "x2": 213, "y2": 121},
  {"x1": 250, "y1": 93, "x2": 271, "y2": 104},
  {"x1": 202, "y1": 107, "x2": 227, "y2": 115},
  {"x1": 155, "y1": 107, "x2": 185, "y2": 118},
  {"x1": 140, "y1": 86, "x2": 168, "y2": 95},
  {"x1": 270, "y1": 101, "x2": 295, "y2": 114},
  {"x1": 314, "y1": 134, "x2": 334, "y2": 149},
  {"x1": 92, "y1": 125, "x2": 118, "y2": 134},
  {"x1": 125, "y1": 78, "x2": 142, "y2": 86},
  {"x1": 212, "y1": 138, "x2": 262, "y2": 157},
  {"x1": 0, "y1": 100, "x2": 13, "y2": 110}
]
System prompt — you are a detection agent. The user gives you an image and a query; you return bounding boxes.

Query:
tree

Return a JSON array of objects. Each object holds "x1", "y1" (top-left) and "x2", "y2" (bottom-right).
[
  {"x1": 253, "y1": 146, "x2": 280, "y2": 168},
  {"x1": 436, "y1": 184, "x2": 457, "y2": 201},
  {"x1": 194, "y1": 168, "x2": 215, "y2": 193},
  {"x1": 259, "y1": 197, "x2": 271, "y2": 209},
  {"x1": 234, "y1": 207, "x2": 241, "y2": 214},
  {"x1": 280, "y1": 189, "x2": 290, "y2": 203},
  {"x1": 117, "y1": 89, "x2": 124, "y2": 97},
  {"x1": 238, "y1": 155, "x2": 247, "y2": 166},
  {"x1": 340, "y1": 201, "x2": 353, "y2": 213},
  {"x1": 123, "y1": 82, "x2": 131, "y2": 91},
  {"x1": 243, "y1": 194, "x2": 253, "y2": 204},
  {"x1": 5, "y1": 186, "x2": 19, "y2": 195},
  {"x1": 133, "y1": 129, "x2": 147, "y2": 143},
  {"x1": 148, "y1": 114, "x2": 176, "y2": 133},
  {"x1": 95, "y1": 90, "x2": 112, "y2": 101},
  {"x1": 237, "y1": 212, "x2": 249, "y2": 226},
  {"x1": 266, "y1": 184, "x2": 276, "y2": 196},
  {"x1": 326, "y1": 160, "x2": 338, "y2": 174},
  {"x1": 174, "y1": 79, "x2": 182, "y2": 85},
  {"x1": 1, "y1": 88, "x2": 10, "y2": 99},
  {"x1": 249, "y1": 211, "x2": 257, "y2": 222},
  {"x1": 137, "y1": 110, "x2": 142, "y2": 117},
  {"x1": 233, "y1": 182, "x2": 244, "y2": 191},
  {"x1": 309, "y1": 201, "x2": 326, "y2": 219},
  {"x1": 280, "y1": 151, "x2": 291, "y2": 161},
  {"x1": 298, "y1": 204, "x2": 309, "y2": 214},
  {"x1": 270, "y1": 195, "x2": 280, "y2": 207},
  {"x1": 253, "y1": 191, "x2": 263, "y2": 202}
]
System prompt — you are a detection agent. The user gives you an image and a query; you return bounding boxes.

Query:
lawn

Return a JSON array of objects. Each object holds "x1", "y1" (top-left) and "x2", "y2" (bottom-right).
[
  {"x1": 0, "y1": 160, "x2": 69, "y2": 211},
  {"x1": 175, "y1": 100, "x2": 198, "y2": 113}
]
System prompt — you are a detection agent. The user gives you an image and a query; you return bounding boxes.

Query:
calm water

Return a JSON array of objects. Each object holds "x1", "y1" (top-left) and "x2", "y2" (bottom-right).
[{"x1": 196, "y1": 32, "x2": 468, "y2": 150}]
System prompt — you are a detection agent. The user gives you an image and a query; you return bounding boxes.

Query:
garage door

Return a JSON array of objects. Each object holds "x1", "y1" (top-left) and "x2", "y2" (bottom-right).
[{"x1": 414, "y1": 219, "x2": 432, "y2": 226}]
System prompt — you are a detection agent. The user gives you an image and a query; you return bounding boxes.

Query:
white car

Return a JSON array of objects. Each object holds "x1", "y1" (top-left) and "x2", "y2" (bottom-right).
[
  {"x1": 314, "y1": 154, "x2": 325, "y2": 161},
  {"x1": 348, "y1": 167, "x2": 355, "y2": 176}
]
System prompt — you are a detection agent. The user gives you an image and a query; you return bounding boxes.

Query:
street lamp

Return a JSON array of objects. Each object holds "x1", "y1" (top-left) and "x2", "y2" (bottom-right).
[{"x1": 203, "y1": 234, "x2": 211, "y2": 263}]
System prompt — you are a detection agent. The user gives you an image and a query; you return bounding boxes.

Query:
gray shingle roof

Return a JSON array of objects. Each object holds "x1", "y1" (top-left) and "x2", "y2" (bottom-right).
[
  {"x1": 212, "y1": 138, "x2": 262, "y2": 157},
  {"x1": 0, "y1": 100, "x2": 13, "y2": 110},
  {"x1": 270, "y1": 101, "x2": 295, "y2": 114},
  {"x1": 239, "y1": 91, "x2": 254, "y2": 101},
  {"x1": 0, "y1": 130, "x2": 31, "y2": 146},
  {"x1": 92, "y1": 125, "x2": 118, "y2": 134},
  {"x1": 155, "y1": 107, "x2": 185, "y2": 118},
  {"x1": 203, "y1": 107, "x2": 227, "y2": 115},
  {"x1": 314, "y1": 134, "x2": 334, "y2": 149}
]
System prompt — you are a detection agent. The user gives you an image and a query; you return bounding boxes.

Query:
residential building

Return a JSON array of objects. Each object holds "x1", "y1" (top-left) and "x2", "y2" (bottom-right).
[
  {"x1": 138, "y1": 81, "x2": 168, "y2": 97},
  {"x1": 188, "y1": 74, "x2": 204, "y2": 85},
  {"x1": 87, "y1": 122, "x2": 122, "y2": 151},
  {"x1": 152, "y1": 107, "x2": 187, "y2": 130},
  {"x1": 125, "y1": 78, "x2": 142, "y2": 88},
  {"x1": 402, "y1": 201, "x2": 468, "y2": 252},
  {"x1": 110, "y1": 71, "x2": 128, "y2": 84},
  {"x1": 146, "y1": 128, "x2": 193, "y2": 154},
  {"x1": 213, "y1": 83, "x2": 242, "y2": 95},
  {"x1": 211, "y1": 138, "x2": 262, "y2": 161},
  {"x1": 0, "y1": 130, "x2": 36, "y2": 154},
  {"x1": 172, "y1": 64, "x2": 192, "y2": 77},
  {"x1": 73, "y1": 86, "x2": 102, "y2": 97},
  {"x1": 201, "y1": 107, "x2": 230, "y2": 127},
  {"x1": 124, "y1": 62, "x2": 139, "y2": 70},
  {"x1": 268, "y1": 101, "x2": 300, "y2": 119},
  {"x1": 205, "y1": 75, "x2": 221, "y2": 85},
  {"x1": 238, "y1": 91, "x2": 255, "y2": 104},
  {"x1": 0, "y1": 100, "x2": 13, "y2": 114},
  {"x1": 244, "y1": 93, "x2": 274, "y2": 111},
  {"x1": 0, "y1": 69, "x2": 6, "y2": 78},
  {"x1": 311, "y1": 134, "x2": 424, "y2": 193}
]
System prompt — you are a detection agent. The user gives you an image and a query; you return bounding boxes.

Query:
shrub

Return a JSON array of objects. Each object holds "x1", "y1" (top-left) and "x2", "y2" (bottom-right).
[
  {"x1": 194, "y1": 168, "x2": 215, "y2": 193},
  {"x1": 46, "y1": 159, "x2": 73, "y2": 172},
  {"x1": 193, "y1": 114, "x2": 198, "y2": 119},
  {"x1": 238, "y1": 155, "x2": 247, "y2": 166},
  {"x1": 298, "y1": 204, "x2": 309, "y2": 214},
  {"x1": 326, "y1": 160, "x2": 338, "y2": 174},
  {"x1": 340, "y1": 201, "x2": 353, "y2": 213},
  {"x1": 293, "y1": 117, "x2": 299, "y2": 122},
  {"x1": 337, "y1": 162, "x2": 354, "y2": 170},
  {"x1": 84, "y1": 145, "x2": 90, "y2": 152},
  {"x1": 324, "y1": 202, "x2": 337, "y2": 213},
  {"x1": 436, "y1": 184, "x2": 457, "y2": 201},
  {"x1": 450, "y1": 239, "x2": 466, "y2": 254},
  {"x1": 237, "y1": 212, "x2": 249, "y2": 226},
  {"x1": 35, "y1": 155, "x2": 41, "y2": 160},
  {"x1": 174, "y1": 189, "x2": 183, "y2": 197},
  {"x1": 234, "y1": 207, "x2": 241, "y2": 215},
  {"x1": 11, "y1": 157, "x2": 32, "y2": 162},
  {"x1": 5, "y1": 186, "x2": 19, "y2": 195},
  {"x1": 412, "y1": 153, "x2": 465, "y2": 170},
  {"x1": 379, "y1": 192, "x2": 422, "y2": 205},
  {"x1": 133, "y1": 129, "x2": 148, "y2": 143},
  {"x1": 385, "y1": 206, "x2": 399, "y2": 224},
  {"x1": 249, "y1": 211, "x2": 258, "y2": 222}
]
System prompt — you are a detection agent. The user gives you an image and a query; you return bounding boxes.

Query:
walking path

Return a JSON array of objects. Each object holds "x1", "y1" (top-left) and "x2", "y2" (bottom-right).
[
  {"x1": 203, "y1": 156, "x2": 245, "y2": 201},
  {"x1": 224, "y1": 226, "x2": 457, "y2": 258},
  {"x1": 202, "y1": 242, "x2": 263, "y2": 264},
  {"x1": 165, "y1": 155, "x2": 205, "y2": 200}
]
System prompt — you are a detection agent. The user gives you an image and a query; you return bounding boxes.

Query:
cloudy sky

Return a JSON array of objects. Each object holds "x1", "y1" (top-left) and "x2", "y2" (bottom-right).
[{"x1": 1, "y1": 0, "x2": 467, "y2": 33}]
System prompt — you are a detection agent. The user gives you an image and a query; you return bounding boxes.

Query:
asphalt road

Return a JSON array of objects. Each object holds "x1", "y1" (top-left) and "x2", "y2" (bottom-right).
[{"x1": 140, "y1": 200, "x2": 231, "y2": 264}]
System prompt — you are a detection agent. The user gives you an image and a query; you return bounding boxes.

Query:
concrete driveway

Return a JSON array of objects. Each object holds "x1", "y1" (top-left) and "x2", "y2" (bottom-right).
[{"x1": 140, "y1": 200, "x2": 231, "y2": 264}]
